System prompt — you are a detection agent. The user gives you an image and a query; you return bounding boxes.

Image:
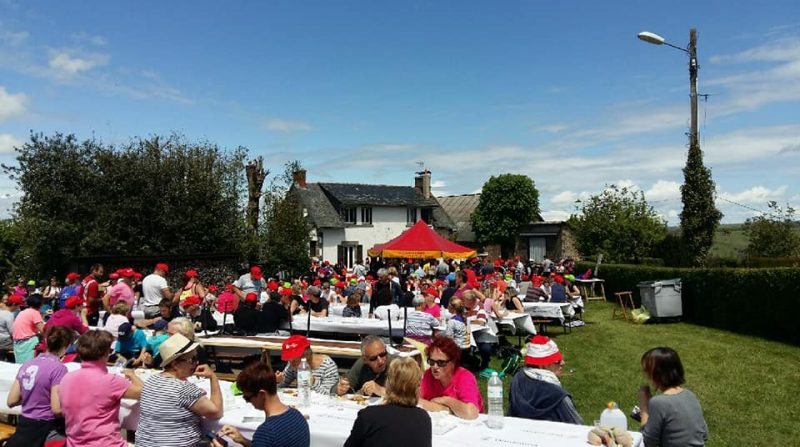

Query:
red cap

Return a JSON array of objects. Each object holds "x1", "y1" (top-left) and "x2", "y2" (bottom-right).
[
  {"x1": 267, "y1": 280, "x2": 279, "y2": 292},
  {"x1": 281, "y1": 335, "x2": 310, "y2": 361},
  {"x1": 155, "y1": 263, "x2": 169, "y2": 273},
  {"x1": 185, "y1": 269, "x2": 199, "y2": 279},
  {"x1": 312, "y1": 279, "x2": 321, "y2": 286},
  {"x1": 250, "y1": 266, "x2": 263, "y2": 280},
  {"x1": 224, "y1": 284, "x2": 235, "y2": 291},
  {"x1": 134, "y1": 272, "x2": 143, "y2": 280},
  {"x1": 66, "y1": 272, "x2": 80, "y2": 281},
  {"x1": 423, "y1": 287, "x2": 439, "y2": 298},
  {"x1": 245, "y1": 292, "x2": 258, "y2": 302},
  {"x1": 7, "y1": 295, "x2": 24, "y2": 305},
  {"x1": 181, "y1": 295, "x2": 202, "y2": 307},
  {"x1": 109, "y1": 273, "x2": 120, "y2": 280},
  {"x1": 280, "y1": 287, "x2": 293, "y2": 297},
  {"x1": 207, "y1": 285, "x2": 219, "y2": 292},
  {"x1": 65, "y1": 296, "x2": 85, "y2": 309},
  {"x1": 120, "y1": 268, "x2": 136, "y2": 278}
]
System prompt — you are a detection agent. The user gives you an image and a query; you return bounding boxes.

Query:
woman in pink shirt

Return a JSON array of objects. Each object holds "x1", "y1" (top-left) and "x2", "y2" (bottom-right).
[
  {"x1": 57, "y1": 330, "x2": 143, "y2": 447},
  {"x1": 419, "y1": 336, "x2": 483, "y2": 419},
  {"x1": 421, "y1": 288, "x2": 441, "y2": 318},
  {"x1": 12, "y1": 294, "x2": 44, "y2": 363}
]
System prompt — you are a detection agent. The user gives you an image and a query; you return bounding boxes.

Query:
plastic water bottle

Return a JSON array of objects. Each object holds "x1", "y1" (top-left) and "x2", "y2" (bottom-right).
[
  {"x1": 297, "y1": 358, "x2": 312, "y2": 408},
  {"x1": 599, "y1": 401, "x2": 627, "y2": 431},
  {"x1": 487, "y1": 371, "x2": 504, "y2": 429}
]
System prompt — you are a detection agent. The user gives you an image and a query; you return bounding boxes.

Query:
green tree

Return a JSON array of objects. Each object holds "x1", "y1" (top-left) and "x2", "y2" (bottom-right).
[
  {"x1": 261, "y1": 161, "x2": 310, "y2": 277},
  {"x1": 470, "y1": 174, "x2": 540, "y2": 257},
  {"x1": 744, "y1": 202, "x2": 800, "y2": 257},
  {"x1": 569, "y1": 184, "x2": 667, "y2": 263},
  {"x1": 680, "y1": 142, "x2": 723, "y2": 265},
  {"x1": 3, "y1": 132, "x2": 249, "y2": 276}
]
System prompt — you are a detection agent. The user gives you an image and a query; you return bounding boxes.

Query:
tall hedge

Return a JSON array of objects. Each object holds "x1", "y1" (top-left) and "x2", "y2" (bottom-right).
[{"x1": 577, "y1": 262, "x2": 800, "y2": 345}]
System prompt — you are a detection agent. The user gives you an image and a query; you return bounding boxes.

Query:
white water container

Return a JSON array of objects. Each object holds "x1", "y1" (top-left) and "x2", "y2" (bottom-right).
[{"x1": 599, "y1": 401, "x2": 627, "y2": 431}]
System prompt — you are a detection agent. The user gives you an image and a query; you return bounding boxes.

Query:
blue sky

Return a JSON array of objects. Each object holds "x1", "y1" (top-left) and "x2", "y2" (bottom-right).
[{"x1": 1, "y1": 0, "x2": 799, "y2": 223}]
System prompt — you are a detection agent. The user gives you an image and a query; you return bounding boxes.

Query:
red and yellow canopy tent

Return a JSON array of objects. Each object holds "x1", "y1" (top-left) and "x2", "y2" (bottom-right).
[{"x1": 367, "y1": 220, "x2": 477, "y2": 259}]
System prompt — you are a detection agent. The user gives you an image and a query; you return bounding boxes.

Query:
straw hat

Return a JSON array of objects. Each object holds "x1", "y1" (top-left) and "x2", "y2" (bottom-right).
[{"x1": 159, "y1": 333, "x2": 200, "y2": 367}]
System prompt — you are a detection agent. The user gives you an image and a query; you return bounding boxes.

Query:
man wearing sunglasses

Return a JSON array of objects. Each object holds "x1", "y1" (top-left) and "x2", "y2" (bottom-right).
[{"x1": 334, "y1": 335, "x2": 395, "y2": 397}]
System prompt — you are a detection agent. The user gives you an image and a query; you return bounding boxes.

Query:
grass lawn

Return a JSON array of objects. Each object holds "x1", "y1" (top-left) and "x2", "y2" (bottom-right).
[{"x1": 476, "y1": 301, "x2": 800, "y2": 446}]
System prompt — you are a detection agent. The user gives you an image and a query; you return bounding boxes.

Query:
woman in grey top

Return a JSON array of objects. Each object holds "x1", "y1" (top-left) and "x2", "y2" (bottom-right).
[{"x1": 637, "y1": 347, "x2": 708, "y2": 447}]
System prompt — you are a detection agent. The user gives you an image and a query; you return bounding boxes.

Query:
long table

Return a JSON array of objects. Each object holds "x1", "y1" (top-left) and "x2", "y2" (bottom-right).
[
  {"x1": 198, "y1": 335, "x2": 420, "y2": 363},
  {"x1": 0, "y1": 362, "x2": 641, "y2": 446},
  {"x1": 522, "y1": 302, "x2": 576, "y2": 324}
]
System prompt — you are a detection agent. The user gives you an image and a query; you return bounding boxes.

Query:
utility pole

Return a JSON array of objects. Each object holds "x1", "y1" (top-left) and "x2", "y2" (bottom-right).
[{"x1": 688, "y1": 28, "x2": 699, "y2": 147}]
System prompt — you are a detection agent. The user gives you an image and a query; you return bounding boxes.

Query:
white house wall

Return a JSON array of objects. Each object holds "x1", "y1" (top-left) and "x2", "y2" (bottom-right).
[{"x1": 319, "y1": 206, "x2": 416, "y2": 264}]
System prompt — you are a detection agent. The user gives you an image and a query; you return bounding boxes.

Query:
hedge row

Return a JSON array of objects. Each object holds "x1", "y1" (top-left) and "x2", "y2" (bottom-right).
[{"x1": 576, "y1": 262, "x2": 800, "y2": 345}]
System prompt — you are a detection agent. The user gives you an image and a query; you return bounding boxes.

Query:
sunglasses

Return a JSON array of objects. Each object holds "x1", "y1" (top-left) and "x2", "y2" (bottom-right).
[
  {"x1": 178, "y1": 355, "x2": 199, "y2": 365},
  {"x1": 366, "y1": 351, "x2": 388, "y2": 362},
  {"x1": 429, "y1": 358, "x2": 451, "y2": 368}
]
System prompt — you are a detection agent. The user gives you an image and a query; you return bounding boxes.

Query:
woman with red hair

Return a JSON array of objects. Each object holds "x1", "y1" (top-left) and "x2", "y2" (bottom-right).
[{"x1": 418, "y1": 336, "x2": 482, "y2": 419}]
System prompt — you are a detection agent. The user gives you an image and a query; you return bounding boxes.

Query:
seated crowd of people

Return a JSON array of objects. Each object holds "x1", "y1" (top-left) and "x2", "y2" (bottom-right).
[{"x1": 0, "y1": 256, "x2": 707, "y2": 447}]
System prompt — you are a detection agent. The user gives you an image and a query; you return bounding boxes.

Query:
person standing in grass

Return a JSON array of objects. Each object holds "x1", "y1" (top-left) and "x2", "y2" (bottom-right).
[{"x1": 637, "y1": 347, "x2": 708, "y2": 447}]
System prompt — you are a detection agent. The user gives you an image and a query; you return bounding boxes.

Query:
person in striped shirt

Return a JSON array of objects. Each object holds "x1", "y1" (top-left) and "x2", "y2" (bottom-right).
[
  {"x1": 405, "y1": 296, "x2": 440, "y2": 344},
  {"x1": 276, "y1": 335, "x2": 339, "y2": 394}
]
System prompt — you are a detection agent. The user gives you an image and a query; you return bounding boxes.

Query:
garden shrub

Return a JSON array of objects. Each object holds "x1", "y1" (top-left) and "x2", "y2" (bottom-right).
[{"x1": 577, "y1": 262, "x2": 800, "y2": 345}]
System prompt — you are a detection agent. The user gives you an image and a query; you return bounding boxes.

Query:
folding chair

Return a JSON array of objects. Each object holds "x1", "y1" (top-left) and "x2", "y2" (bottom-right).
[{"x1": 612, "y1": 291, "x2": 635, "y2": 321}]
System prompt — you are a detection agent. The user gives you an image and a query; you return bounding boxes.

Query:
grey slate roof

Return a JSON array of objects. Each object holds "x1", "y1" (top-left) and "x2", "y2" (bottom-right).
[
  {"x1": 437, "y1": 194, "x2": 481, "y2": 242},
  {"x1": 317, "y1": 183, "x2": 440, "y2": 207},
  {"x1": 294, "y1": 182, "x2": 455, "y2": 231},
  {"x1": 292, "y1": 184, "x2": 344, "y2": 228},
  {"x1": 437, "y1": 193, "x2": 545, "y2": 242}
]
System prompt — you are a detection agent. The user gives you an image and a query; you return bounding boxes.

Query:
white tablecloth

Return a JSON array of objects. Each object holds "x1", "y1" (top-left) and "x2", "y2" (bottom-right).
[
  {"x1": 0, "y1": 362, "x2": 641, "y2": 447},
  {"x1": 522, "y1": 302, "x2": 576, "y2": 323},
  {"x1": 280, "y1": 315, "x2": 408, "y2": 337}
]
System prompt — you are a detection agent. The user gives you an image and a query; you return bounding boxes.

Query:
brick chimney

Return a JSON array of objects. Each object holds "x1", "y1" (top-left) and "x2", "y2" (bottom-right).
[
  {"x1": 414, "y1": 169, "x2": 431, "y2": 198},
  {"x1": 293, "y1": 169, "x2": 307, "y2": 188}
]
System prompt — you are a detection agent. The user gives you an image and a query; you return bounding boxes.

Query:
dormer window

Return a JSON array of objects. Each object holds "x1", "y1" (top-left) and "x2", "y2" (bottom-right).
[{"x1": 341, "y1": 207, "x2": 356, "y2": 224}]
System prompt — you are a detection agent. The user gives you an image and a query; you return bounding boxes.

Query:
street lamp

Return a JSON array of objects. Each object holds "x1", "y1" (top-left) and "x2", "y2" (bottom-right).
[{"x1": 638, "y1": 29, "x2": 699, "y2": 147}]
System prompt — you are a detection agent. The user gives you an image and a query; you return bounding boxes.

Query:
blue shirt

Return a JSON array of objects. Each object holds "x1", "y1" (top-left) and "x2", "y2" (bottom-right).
[
  {"x1": 252, "y1": 407, "x2": 309, "y2": 447},
  {"x1": 116, "y1": 329, "x2": 148, "y2": 356}
]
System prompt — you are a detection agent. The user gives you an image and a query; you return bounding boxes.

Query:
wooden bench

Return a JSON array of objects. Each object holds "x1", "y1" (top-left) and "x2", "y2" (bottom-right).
[
  {"x1": 0, "y1": 421, "x2": 16, "y2": 444},
  {"x1": 532, "y1": 318, "x2": 570, "y2": 335}
]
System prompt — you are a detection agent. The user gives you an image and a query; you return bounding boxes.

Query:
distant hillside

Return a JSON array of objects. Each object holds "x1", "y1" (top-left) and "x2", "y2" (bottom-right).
[
  {"x1": 709, "y1": 224, "x2": 749, "y2": 258},
  {"x1": 667, "y1": 224, "x2": 749, "y2": 259}
]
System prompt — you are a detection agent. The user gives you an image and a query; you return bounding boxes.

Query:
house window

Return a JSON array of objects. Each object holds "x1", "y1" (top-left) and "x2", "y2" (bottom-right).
[
  {"x1": 341, "y1": 207, "x2": 356, "y2": 224},
  {"x1": 421, "y1": 208, "x2": 433, "y2": 224},
  {"x1": 337, "y1": 244, "x2": 363, "y2": 268},
  {"x1": 407, "y1": 207, "x2": 417, "y2": 224},
  {"x1": 361, "y1": 207, "x2": 372, "y2": 225}
]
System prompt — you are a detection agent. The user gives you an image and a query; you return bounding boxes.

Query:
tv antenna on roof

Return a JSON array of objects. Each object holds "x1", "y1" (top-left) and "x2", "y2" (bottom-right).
[{"x1": 415, "y1": 160, "x2": 429, "y2": 175}]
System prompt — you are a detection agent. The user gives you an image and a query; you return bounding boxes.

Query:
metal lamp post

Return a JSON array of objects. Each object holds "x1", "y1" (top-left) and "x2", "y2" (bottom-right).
[{"x1": 638, "y1": 29, "x2": 699, "y2": 147}]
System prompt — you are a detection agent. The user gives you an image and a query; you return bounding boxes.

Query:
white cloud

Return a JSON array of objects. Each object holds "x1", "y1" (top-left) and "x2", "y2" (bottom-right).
[
  {"x1": 0, "y1": 86, "x2": 28, "y2": 122},
  {"x1": 531, "y1": 123, "x2": 568, "y2": 133},
  {"x1": 264, "y1": 118, "x2": 313, "y2": 132},
  {"x1": 645, "y1": 180, "x2": 681, "y2": 202},
  {"x1": 71, "y1": 32, "x2": 107, "y2": 46},
  {"x1": 719, "y1": 186, "x2": 788, "y2": 205},
  {"x1": 430, "y1": 180, "x2": 446, "y2": 189},
  {"x1": 551, "y1": 190, "x2": 578, "y2": 205},
  {"x1": 0, "y1": 134, "x2": 23, "y2": 153},
  {"x1": 1, "y1": 30, "x2": 28, "y2": 47},
  {"x1": 47, "y1": 48, "x2": 109, "y2": 77},
  {"x1": 540, "y1": 210, "x2": 572, "y2": 221}
]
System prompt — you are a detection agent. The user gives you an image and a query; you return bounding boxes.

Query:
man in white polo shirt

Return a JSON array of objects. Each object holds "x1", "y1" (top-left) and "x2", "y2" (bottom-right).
[{"x1": 141, "y1": 263, "x2": 174, "y2": 318}]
